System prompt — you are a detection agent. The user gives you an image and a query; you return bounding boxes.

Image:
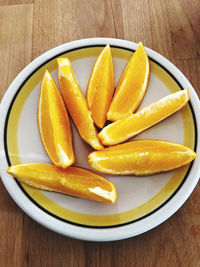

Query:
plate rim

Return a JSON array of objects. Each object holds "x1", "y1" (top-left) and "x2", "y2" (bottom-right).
[{"x1": 0, "y1": 37, "x2": 200, "y2": 241}]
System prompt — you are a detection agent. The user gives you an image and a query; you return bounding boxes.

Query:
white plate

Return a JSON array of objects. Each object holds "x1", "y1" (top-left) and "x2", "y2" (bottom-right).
[{"x1": 0, "y1": 38, "x2": 200, "y2": 241}]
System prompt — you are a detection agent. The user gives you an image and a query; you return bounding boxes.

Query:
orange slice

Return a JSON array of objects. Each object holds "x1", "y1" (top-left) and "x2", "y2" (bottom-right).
[
  {"x1": 107, "y1": 42, "x2": 150, "y2": 121},
  {"x1": 99, "y1": 89, "x2": 189, "y2": 146},
  {"x1": 38, "y1": 70, "x2": 75, "y2": 168},
  {"x1": 88, "y1": 140, "x2": 197, "y2": 175},
  {"x1": 57, "y1": 58, "x2": 103, "y2": 150},
  {"x1": 86, "y1": 44, "x2": 114, "y2": 128},
  {"x1": 7, "y1": 163, "x2": 117, "y2": 204}
]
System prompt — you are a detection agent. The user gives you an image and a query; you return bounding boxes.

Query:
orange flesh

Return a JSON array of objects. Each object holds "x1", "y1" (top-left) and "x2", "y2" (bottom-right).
[
  {"x1": 7, "y1": 164, "x2": 117, "y2": 204},
  {"x1": 88, "y1": 140, "x2": 197, "y2": 175},
  {"x1": 38, "y1": 70, "x2": 75, "y2": 168},
  {"x1": 86, "y1": 44, "x2": 115, "y2": 128},
  {"x1": 57, "y1": 58, "x2": 103, "y2": 150},
  {"x1": 107, "y1": 42, "x2": 150, "y2": 121},
  {"x1": 99, "y1": 89, "x2": 189, "y2": 146}
]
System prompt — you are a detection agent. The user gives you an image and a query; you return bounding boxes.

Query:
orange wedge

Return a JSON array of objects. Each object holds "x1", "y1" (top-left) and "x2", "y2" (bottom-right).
[
  {"x1": 38, "y1": 70, "x2": 75, "y2": 168},
  {"x1": 99, "y1": 89, "x2": 189, "y2": 146},
  {"x1": 86, "y1": 44, "x2": 114, "y2": 128},
  {"x1": 88, "y1": 140, "x2": 197, "y2": 175},
  {"x1": 107, "y1": 42, "x2": 150, "y2": 121},
  {"x1": 7, "y1": 164, "x2": 117, "y2": 204},
  {"x1": 57, "y1": 58, "x2": 103, "y2": 150}
]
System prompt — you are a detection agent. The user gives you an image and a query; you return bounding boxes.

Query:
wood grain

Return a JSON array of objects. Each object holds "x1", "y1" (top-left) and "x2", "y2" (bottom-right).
[
  {"x1": 0, "y1": 4, "x2": 33, "y2": 99},
  {"x1": 0, "y1": 4, "x2": 33, "y2": 267},
  {"x1": 0, "y1": 0, "x2": 34, "y2": 5},
  {"x1": 167, "y1": 0, "x2": 200, "y2": 60},
  {"x1": 0, "y1": 0, "x2": 199, "y2": 266}
]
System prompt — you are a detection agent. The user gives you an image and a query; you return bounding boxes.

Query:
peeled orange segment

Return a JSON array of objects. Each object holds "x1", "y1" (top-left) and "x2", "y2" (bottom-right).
[
  {"x1": 99, "y1": 89, "x2": 189, "y2": 146},
  {"x1": 86, "y1": 44, "x2": 115, "y2": 128},
  {"x1": 88, "y1": 140, "x2": 197, "y2": 176},
  {"x1": 38, "y1": 70, "x2": 75, "y2": 168},
  {"x1": 7, "y1": 164, "x2": 117, "y2": 204},
  {"x1": 107, "y1": 42, "x2": 150, "y2": 121},
  {"x1": 57, "y1": 58, "x2": 103, "y2": 150}
]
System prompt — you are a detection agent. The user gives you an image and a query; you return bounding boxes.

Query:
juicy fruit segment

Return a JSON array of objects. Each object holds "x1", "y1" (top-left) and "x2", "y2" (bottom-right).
[
  {"x1": 86, "y1": 44, "x2": 115, "y2": 128},
  {"x1": 107, "y1": 42, "x2": 150, "y2": 121},
  {"x1": 99, "y1": 89, "x2": 189, "y2": 146},
  {"x1": 57, "y1": 58, "x2": 103, "y2": 150},
  {"x1": 38, "y1": 70, "x2": 75, "y2": 168},
  {"x1": 88, "y1": 140, "x2": 197, "y2": 175},
  {"x1": 7, "y1": 164, "x2": 117, "y2": 204}
]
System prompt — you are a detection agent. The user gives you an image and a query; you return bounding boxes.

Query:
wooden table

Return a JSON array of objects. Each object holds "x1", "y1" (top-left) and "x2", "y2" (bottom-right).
[{"x1": 0, "y1": 0, "x2": 199, "y2": 266}]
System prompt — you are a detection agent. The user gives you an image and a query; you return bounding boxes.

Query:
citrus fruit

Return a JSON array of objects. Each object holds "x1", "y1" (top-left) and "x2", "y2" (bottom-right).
[
  {"x1": 57, "y1": 58, "x2": 103, "y2": 150},
  {"x1": 38, "y1": 70, "x2": 75, "y2": 168},
  {"x1": 88, "y1": 140, "x2": 197, "y2": 175},
  {"x1": 7, "y1": 163, "x2": 117, "y2": 204},
  {"x1": 107, "y1": 42, "x2": 150, "y2": 121},
  {"x1": 86, "y1": 44, "x2": 114, "y2": 128},
  {"x1": 99, "y1": 89, "x2": 189, "y2": 146}
]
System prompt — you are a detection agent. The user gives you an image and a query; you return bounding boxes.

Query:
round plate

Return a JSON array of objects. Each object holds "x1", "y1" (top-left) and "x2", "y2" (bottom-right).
[{"x1": 0, "y1": 38, "x2": 200, "y2": 241}]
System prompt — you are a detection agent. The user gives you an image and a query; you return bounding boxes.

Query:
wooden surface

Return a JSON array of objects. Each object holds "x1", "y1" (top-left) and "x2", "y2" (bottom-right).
[{"x1": 0, "y1": 0, "x2": 200, "y2": 266}]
